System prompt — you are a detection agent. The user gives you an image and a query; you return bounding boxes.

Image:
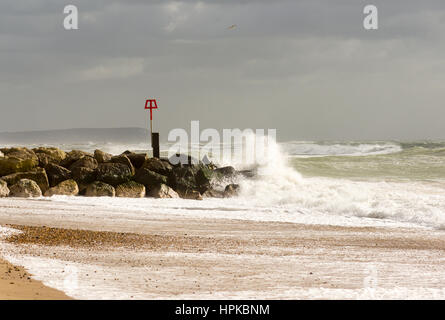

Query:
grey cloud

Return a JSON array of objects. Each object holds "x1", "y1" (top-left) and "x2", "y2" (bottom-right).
[{"x1": 1, "y1": 0, "x2": 445, "y2": 141}]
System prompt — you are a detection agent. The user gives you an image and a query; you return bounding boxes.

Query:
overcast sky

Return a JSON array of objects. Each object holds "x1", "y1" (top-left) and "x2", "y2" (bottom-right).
[{"x1": 1, "y1": 0, "x2": 445, "y2": 141}]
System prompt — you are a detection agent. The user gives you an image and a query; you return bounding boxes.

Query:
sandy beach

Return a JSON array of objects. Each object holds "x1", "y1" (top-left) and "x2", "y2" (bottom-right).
[{"x1": 1, "y1": 198, "x2": 445, "y2": 299}]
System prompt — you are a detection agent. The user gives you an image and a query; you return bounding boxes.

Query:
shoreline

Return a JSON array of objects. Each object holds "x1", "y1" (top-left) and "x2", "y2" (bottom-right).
[
  {"x1": 1, "y1": 206, "x2": 445, "y2": 299},
  {"x1": 0, "y1": 257, "x2": 71, "y2": 300}
]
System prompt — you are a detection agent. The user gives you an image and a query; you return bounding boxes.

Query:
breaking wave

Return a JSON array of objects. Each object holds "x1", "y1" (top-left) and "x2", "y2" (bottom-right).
[
  {"x1": 224, "y1": 136, "x2": 445, "y2": 230},
  {"x1": 281, "y1": 141, "x2": 402, "y2": 157}
]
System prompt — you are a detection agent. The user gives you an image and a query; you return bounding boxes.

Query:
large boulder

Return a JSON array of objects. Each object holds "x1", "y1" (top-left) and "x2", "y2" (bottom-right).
[
  {"x1": 238, "y1": 168, "x2": 257, "y2": 178},
  {"x1": 180, "y1": 189, "x2": 203, "y2": 200},
  {"x1": 168, "y1": 166, "x2": 199, "y2": 194},
  {"x1": 111, "y1": 155, "x2": 135, "y2": 175},
  {"x1": 85, "y1": 181, "x2": 115, "y2": 197},
  {"x1": 123, "y1": 152, "x2": 147, "y2": 169},
  {"x1": 142, "y1": 158, "x2": 173, "y2": 176},
  {"x1": 94, "y1": 149, "x2": 112, "y2": 163},
  {"x1": 45, "y1": 163, "x2": 72, "y2": 187},
  {"x1": 223, "y1": 184, "x2": 240, "y2": 198},
  {"x1": 115, "y1": 181, "x2": 145, "y2": 198},
  {"x1": 202, "y1": 188, "x2": 224, "y2": 198},
  {"x1": 148, "y1": 184, "x2": 179, "y2": 199},
  {"x1": 96, "y1": 163, "x2": 132, "y2": 186},
  {"x1": 214, "y1": 166, "x2": 236, "y2": 178},
  {"x1": 44, "y1": 179, "x2": 79, "y2": 197},
  {"x1": 36, "y1": 153, "x2": 58, "y2": 167},
  {"x1": 0, "y1": 151, "x2": 4, "y2": 158},
  {"x1": 33, "y1": 147, "x2": 66, "y2": 167},
  {"x1": 0, "y1": 147, "x2": 37, "y2": 159},
  {"x1": 1, "y1": 167, "x2": 50, "y2": 193},
  {"x1": 9, "y1": 179, "x2": 42, "y2": 198},
  {"x1": 134, "y1": 168, "x2": 168, "y2": 189},
  {"x1": 0, "y1": 179, "x2": 9, "y2": 197},
  {"x1": 60, "y1": 150, "x2": 92, "y2": 168},
  {"x1": 195, "y1": 166, "x2": 214, "y2": 193},
  {"x1": 71, "y1": 167, "x2": 96, "y2": 185},
  {"x1": 69, "y1": 156, "x2": 98, "y2": 171},
  {"x1": 0, "y1": 147, "x2": 39, "y2": 176}
]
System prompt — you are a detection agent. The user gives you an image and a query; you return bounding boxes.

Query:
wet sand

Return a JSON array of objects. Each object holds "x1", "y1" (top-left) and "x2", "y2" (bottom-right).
[
  {"x1": 1, "y1": 214, "x2": 445, "y2": 299},
  {"x1": 0, "y1": 257, "x2": 71, "y2": 300}
]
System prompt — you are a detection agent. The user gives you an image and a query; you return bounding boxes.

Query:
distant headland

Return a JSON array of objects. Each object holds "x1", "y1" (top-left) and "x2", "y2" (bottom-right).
[{"x1": 0, "y1": 128, "x2": 149, "y2": 144}]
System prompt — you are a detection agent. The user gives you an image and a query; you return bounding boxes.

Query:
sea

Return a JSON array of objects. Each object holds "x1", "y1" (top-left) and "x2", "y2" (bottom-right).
[{"x1": 2, "y1": 134, "x2": 445, "y2": 231}]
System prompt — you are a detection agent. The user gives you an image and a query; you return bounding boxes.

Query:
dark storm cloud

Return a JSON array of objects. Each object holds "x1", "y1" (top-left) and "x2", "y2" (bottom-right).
[{"x1": 1, "y1": 0, "x2": 445, "y2": 140}]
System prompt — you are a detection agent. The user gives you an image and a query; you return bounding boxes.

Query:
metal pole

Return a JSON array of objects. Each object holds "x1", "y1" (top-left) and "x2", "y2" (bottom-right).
[
  {"x1": 152, "y1": 132, "x2": 160, "y2": 158},
  {"x1": 150, "y1": 118, "x2": 153, "y2": 148},
  {"x1": 145, "y1": 99, "x2": 159, "y2": 158}
]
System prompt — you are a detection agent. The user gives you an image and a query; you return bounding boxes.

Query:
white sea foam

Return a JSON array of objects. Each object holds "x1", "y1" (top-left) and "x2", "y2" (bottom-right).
[
  {"x1": 280, "y1": 141, "x2": 402, "y2": 157},
  {"x1": 3, "y1": 245, "x2": 445, "y2": 300},
  {"x1": 32, "y1": 175, "x2": 445, "y2": 231},
  {"x1": 0, "y1": 225, "x2": 21, "y2": 240}
]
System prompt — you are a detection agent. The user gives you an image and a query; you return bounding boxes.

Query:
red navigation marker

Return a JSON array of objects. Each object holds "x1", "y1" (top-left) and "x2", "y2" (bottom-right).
[
  {"x1": 144, "y1": 99, "x2": 160, "y2": 158},
  {"x1": 145, "y1": 99, "x2": 158, "y2": 121}
]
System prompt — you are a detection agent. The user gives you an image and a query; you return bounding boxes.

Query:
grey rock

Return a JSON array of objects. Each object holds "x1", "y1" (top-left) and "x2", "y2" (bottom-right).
[
  {"x1": 94, "y1": 149, "x2": 112, "y2": 163},
  {"x1": 69, "y1": 156, "x2": 98, "y2": 171},
  {"x1": 0, "y1": 179, "x2": 9, "y2": 197},
  {"x1": 96, "y1": 163, "x2": 133, "y2": 186},
  {"x1": 0, "y1": 147, "x2": 39, "y2": 176},
  {"x1": 9, "y1": 179, "x2": 42, "y2": 198},
  {"x1": 214, "y1": 166, "x2": 236, "y2": 178},
  {"x1": 134, "y1": 168, "x2": 168, "y2": 189},
  {"x1": 71, "y1": 166, "x2": 96, "y2": 185},
  {"x1": 44, "y1": 179, "x2": 79, "y2": 197},
  {"x1": 142, "y1": 158, "x2": 173, "y2": 176},
  {"x1": 111, "y1": 155, "x2": 135, "y2": 175},
  {"x1": 179, "y1": 189, "x2": 203, "y2": 200},
  {"x1": 45, "y1": 163, "x2": 72, "y2": 187},
  {"x1": 223, "y1": 184, "x2": 240, "y2": 198},
  {"x1": 168, "y1": 166, "x2": 199, "y2": 194},
  {"x1": 123, "y1": 152, "x2": 148, "y2": 169},
  {"x1": 195, "y1": 165, "x2": 214, "y2": 193},
  {"x1": 202, "y1": 188, "x2": 224, "y2": 198},
  {"x1": 61, "y1": 150, "x2": 93, "y2": 168},
  {"x1": 1, "y1": 167, "x2": 50, "y2": 193},
  {"x1": 33, "y1": 147, "x2": 66, "y2": 166},
  {"x1": 85, "y1": 181, "x2": 115, "y2": 197},
  {"x1": 115, "y1": 181, "x2": 145, "y2": 198},
  {"x1": 148, "y1": 184, "x2": 179, "y2": 199}
]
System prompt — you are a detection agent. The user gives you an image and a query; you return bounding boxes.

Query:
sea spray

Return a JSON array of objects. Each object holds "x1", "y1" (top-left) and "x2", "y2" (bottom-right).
[
  {"x1": 215, "y1": 135, "x2": 445, "y2": 230},
  {"x1": 280, "y1": 141, "x2": 402, "y2": 157},
  {"x1": 233, "y1": 134, "x2": 304, "y2": 206}
]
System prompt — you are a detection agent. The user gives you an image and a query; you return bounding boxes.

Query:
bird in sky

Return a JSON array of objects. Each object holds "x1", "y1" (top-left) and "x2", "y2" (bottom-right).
[{"x1": 227, "y1": 24, "x2": 237, "y2": 30}]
